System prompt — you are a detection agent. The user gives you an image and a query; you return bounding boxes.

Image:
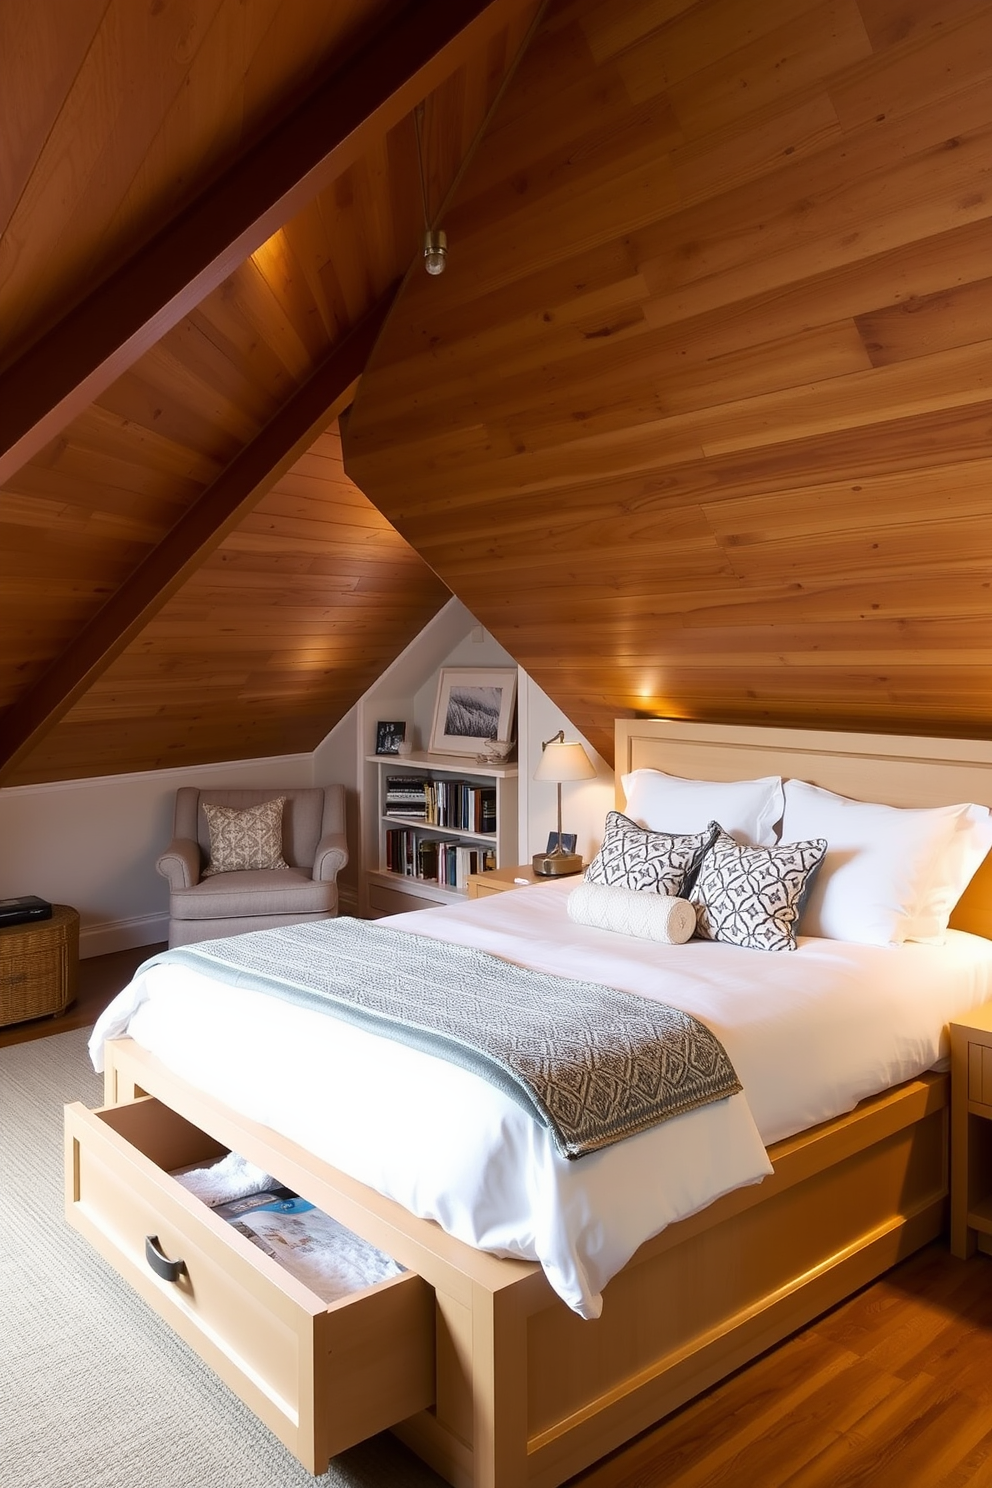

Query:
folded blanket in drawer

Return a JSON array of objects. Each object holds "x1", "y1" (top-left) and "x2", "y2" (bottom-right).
[{"x1": 142, "y1": 919, "x2": 741, "y2": 1160}]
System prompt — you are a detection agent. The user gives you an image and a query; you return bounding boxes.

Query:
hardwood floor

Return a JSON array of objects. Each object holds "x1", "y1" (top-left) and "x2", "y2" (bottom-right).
[
  {"x1": 9, "y1": 943, "x2": 992, "y2": 1487},
  {"x1": 569, "y1": 1242, "x2": 992, "y2": 1488},
  {"x1": 0, "y1": 941, "x2": 164, "y2": 1049}
]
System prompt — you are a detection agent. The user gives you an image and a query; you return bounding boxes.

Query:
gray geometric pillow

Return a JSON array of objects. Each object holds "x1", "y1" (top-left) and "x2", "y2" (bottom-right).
[
  {"x1": 202, "y1": 797, "x2": 289, "y2": 877},
  {"x1": 586, "y1": 811, "x2": 719, "y2": 896},
  {"x1": 691, "y1": 829, "x2": 827, "y2": 952}
]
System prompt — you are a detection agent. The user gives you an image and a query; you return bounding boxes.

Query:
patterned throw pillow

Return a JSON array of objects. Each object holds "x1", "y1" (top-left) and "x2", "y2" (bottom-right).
[
  {"x1": 585, "y1": 811, "x2": 719, "y2": 896},
  {"x1": 691, "y1": 829, "x2": 827, "y2": 952},
  {"x1": 202, "y1": 798, "x2": 289, "y2": 877}
]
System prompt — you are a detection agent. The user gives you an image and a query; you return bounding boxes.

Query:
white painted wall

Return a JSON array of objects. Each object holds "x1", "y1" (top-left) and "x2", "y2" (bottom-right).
[
  {"x1": 315, "y1": 597, "x2": 531, "y2": 913},
  {"x1": 311, "y1": 704, "x2": 360, "y2": 911},
  {"x1": 516, "y1": 673, "x2": 614, "y2": 866},
  {"x1": 1, "y1": 598, "x2": 617, "y2": 957},
  {"x1": 0, "y1": 753, "x2": 313, "y2": 957}
]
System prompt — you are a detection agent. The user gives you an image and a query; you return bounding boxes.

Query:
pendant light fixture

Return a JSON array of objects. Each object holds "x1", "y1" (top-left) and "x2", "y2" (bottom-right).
[
  {"x1": 408, "y1": 5, "x2": 546, "y2": 279},
  {"x1": 414, "y1": 102, "x2": 447, "y2": 275}
]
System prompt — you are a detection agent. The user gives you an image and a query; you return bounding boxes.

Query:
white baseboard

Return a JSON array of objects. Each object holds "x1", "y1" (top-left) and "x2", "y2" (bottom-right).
[
  {"x1": 80, "y1": 913, "x2": 169, "y2": 960},
  {"x1": 80, "y1": 894, "x2": 360, "y2": 958}
]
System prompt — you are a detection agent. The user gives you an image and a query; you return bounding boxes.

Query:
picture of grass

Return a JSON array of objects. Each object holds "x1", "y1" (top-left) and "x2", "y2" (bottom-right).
[
  {"x1": 430, "y1": 667, "x2": 517, "y2": 755},
  {"x1": 444, "y1": 686, "x2": 502, "y2": 739}
]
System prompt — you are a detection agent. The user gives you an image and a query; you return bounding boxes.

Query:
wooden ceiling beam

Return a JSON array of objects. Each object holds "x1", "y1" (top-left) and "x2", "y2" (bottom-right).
[
  {"x1": 0, "y1": 0, "x2": 525, "y2": 487},
  {"x1": 0, "y1": 293, "x2": 397, "y2": 785}
]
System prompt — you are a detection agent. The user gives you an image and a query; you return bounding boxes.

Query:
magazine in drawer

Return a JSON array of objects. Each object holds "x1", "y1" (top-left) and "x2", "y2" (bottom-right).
[{"x1": 64, "y1": 1097, "x2": 435, "y2": 1474}]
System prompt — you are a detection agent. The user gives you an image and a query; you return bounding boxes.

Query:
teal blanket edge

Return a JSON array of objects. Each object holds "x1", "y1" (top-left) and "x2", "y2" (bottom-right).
[{"x1": 139, "y1": 918, "x2": 742, "y2": 1160}]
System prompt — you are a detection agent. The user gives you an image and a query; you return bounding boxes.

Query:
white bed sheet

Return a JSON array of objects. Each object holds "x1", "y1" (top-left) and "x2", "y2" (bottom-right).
[{"x1": 89, "y1": 879, "x2": 992, "y2": 1318}]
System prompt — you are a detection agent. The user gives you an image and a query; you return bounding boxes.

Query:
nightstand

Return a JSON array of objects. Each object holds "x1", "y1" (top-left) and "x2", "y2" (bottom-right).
[
  {"x1": 466, "y1": 864, "x2": 546, "y2": 899},
  {"x1": 0, "y1": 904, "x2": 79, "y2": 1027},
  {"x1": 950, "y1": 1003, "x2": 992, "y2": 1258}
]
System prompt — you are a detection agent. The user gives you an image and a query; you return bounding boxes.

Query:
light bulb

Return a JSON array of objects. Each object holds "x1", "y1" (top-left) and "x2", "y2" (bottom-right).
[{"x1": 423, "y1": 228, "x2": 447, "y2": 276}]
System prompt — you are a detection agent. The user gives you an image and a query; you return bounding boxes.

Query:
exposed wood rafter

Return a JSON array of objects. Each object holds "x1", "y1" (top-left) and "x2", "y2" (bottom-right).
[
  {"x1": 0, "y1": 0, "x2": 525, "y2": 488},
  {"x1": 0, "y1": 291, "x2": 398, "y2": 785}
]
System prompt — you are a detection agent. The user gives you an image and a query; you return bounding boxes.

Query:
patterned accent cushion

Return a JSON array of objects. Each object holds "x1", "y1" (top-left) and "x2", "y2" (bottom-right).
[
  {"x1": 691, "y1": 829, "x2": 827, "y2": 952},
  {"x1": 585, "y1": 811, "x2": 718, "y2": 896},
  {"x1": 202, "y1": 797, "x2": 289, "y2": 877}
]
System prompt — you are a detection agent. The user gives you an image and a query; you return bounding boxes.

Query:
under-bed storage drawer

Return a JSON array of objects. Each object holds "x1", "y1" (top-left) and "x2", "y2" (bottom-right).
[{"x1": 64, "y1": 1098, "x2": 435, "y2": 1474}]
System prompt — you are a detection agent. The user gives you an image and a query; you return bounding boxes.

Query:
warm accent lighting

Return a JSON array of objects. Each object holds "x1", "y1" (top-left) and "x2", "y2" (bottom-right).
[
  {"x1": 532, "y1": 731, "x2": 595, "y2": 877},
  {"x1": 249, "y1": 228, "x2": 289, "y2": 282}
]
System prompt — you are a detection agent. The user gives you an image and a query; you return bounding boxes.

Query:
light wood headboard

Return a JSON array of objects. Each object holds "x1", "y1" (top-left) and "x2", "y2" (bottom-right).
[{"x1": 615, "y1": 719, "x2": 992, "y2": 942}]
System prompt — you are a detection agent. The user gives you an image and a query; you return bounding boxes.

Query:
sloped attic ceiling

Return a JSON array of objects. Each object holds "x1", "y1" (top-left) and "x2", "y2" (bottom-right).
[
  {"x1": 6, "y1": 0, "x2": 992, "y2": 789},
  {"x1": 344, "y1": 0, "x2": 992, "y2": 768},
  {"x1": 0, "y1": 0, "x2": 540, "y2": 786}
]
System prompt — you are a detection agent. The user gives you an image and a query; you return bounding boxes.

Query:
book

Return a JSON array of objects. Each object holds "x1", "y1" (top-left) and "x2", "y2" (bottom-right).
[
  {"x1": 213, "y1": 1190, "x2": 403, "y2": 1304},
  {"x1": 454, "y1": 844, "x2": 495, "y2": 889},
  {"x1": 417, "y1": 837, "x2": 439, "y2": 881},
  {"x1": 385, "y1": 774, "x2": 429, "y2": 818},
  {"x1": 386, "y1": 827, "x2": 417, "y2": 875}
]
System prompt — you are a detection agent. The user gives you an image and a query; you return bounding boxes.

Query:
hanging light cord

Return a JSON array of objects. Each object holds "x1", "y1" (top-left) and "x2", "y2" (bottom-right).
[
  {"x1": 414, "y1": 102, "x2": 432, "y2": 233},
  {"x1": 413, "y1": 0, "x2": 549, "y2": 234}
]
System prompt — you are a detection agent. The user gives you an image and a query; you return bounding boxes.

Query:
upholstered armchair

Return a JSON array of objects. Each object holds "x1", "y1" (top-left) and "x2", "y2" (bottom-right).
[{"x1": 157, "y1": 786, "x2": 348, "y2": 947}]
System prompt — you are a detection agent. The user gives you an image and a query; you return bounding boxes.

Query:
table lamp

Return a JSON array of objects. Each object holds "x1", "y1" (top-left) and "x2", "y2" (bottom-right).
[{"x1": 532, "y1": 731, "x2": 595, "y2": 877}]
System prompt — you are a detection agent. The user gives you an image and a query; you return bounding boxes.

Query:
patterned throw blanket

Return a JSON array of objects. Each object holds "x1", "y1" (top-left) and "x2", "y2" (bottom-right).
[{"x1": 145, "y1": 919, "x2": 742, "y2": 1160}]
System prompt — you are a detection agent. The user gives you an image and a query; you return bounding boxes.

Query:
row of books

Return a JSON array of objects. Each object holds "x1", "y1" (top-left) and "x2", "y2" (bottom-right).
[
  {"x1": 385, "y1": 829, "x2": 496, "y2": 889},
  {"x1": 385, "y1": 776, "x2": 497, "y2": 834},
  {"x1": 384, "y1": 774, "x2": 430, "y2": 818}
]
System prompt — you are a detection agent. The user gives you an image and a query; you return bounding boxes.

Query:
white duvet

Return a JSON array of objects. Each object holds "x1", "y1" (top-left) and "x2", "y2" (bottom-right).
[{"x1": 89, "y1": 879, "x2": 992, "y2": 1317}]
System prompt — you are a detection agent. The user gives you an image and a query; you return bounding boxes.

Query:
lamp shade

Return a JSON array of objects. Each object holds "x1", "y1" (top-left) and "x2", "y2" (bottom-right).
[{"x1": 534, "y1": 738, "x2": 595, "y2": 783}]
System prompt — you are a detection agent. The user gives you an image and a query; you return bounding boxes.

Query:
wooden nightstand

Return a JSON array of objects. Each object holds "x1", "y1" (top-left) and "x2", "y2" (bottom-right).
[
  {"x1": 466, "y1": 864, "x2": 545, "y2": 899},
  {"x1": 950, "y1": 1003, "x2": 992, "y2": 1258}
]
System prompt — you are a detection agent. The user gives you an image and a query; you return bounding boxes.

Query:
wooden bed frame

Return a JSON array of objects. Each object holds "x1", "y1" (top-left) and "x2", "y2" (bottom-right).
[{"x1": 91, "y1": 722, "x2": 992, "y2": 1487}]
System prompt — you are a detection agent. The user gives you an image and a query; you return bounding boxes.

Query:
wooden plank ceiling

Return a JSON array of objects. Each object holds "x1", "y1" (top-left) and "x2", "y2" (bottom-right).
[
  {"x1": 5, "y1": 0, "x2": 991, "y2": 786},
  {"x1": 0, "y1": 0, "x2": 539, "y2": 785},
  {"x1": 344, "y1": 0, "x2": 992, "y2": 767}
]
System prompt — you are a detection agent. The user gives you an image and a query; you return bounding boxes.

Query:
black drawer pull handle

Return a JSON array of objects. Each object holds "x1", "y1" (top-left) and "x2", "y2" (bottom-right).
[{"x1": 145, "y1": 1234, "x2": 186, "y2": 1283}]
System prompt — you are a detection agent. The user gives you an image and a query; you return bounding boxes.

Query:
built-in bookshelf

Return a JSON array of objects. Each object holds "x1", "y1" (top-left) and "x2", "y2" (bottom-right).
[{"x1": 365, "y1": 751, "x2": 518, "y2": 917}]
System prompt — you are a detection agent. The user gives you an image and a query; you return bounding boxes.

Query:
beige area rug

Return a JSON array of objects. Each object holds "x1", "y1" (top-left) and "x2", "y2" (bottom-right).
[{"x1": 0, "y1": 1026, "x2": 445, "y2": 1488}]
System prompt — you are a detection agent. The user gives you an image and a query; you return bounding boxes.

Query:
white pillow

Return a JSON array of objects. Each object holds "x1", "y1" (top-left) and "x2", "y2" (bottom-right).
[
  {"x1": 567, "y1": 881, "x2": 696, "y2": 944},
  {"x1": 621, "y1": 769, "x2": 784, "y2": 846},
  {"x1": 904, "y1": 803, "x2": 992, "y2": 942},
  {"x1": 779, "y1": 779, "x2": 991, "y2": 946}
]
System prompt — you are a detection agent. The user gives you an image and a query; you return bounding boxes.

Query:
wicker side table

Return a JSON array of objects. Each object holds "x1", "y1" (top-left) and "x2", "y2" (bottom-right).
[{"x1": 0, "y1": 905, "x2": 79, "y2": 1026}]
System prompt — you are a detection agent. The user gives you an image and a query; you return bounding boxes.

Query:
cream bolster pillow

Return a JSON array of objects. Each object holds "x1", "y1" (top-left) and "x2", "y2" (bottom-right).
[{"x1": 567, "y1": 881, "x2": 696, "y2": 945}]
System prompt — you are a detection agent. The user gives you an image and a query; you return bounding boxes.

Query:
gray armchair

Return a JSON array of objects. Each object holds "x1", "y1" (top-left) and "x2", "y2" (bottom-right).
[{"x1": 157, "y1": 786, "x2": 348, "y2": 947}]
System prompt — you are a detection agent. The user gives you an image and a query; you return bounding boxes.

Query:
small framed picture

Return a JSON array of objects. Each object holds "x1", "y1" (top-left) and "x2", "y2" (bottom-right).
[
  {"x1": 375, "y1": 720, "x2": 406, "y2": 755},
  {"x1": 546, "y1": 832, "x2": 577, "y2": 854},
  {"x1": 429, "y1": 667, "x2": 517, "y2": 756}
]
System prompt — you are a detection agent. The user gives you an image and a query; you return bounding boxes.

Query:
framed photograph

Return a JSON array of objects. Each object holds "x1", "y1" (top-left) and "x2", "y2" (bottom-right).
[
  {"x1": 375, "y1": 720, "x2": 406, "y2": 755},
  {"x1": 429, "y1": 667, "x2": 517, "y2": 757},
  {"x1": 546, "y1": 832, "x2": 577, "y2": 855}
]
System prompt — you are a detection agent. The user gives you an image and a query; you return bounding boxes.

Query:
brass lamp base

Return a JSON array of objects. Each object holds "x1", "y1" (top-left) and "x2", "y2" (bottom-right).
[{"x1": 532, "y1": 851, "x2": 584, "y2": 878}]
